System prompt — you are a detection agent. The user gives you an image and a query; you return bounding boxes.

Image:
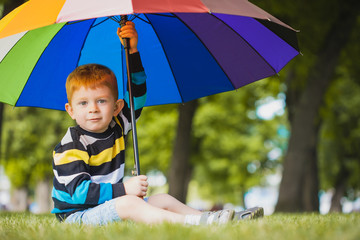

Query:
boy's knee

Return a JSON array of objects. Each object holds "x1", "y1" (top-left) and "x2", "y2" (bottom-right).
[
  {"x1": 147, "y1": 193, "x2": 175, "y2": 210},
  {"x1": 152, "y1": 193, "x2": 174, "y2": 201},
  {"x1": 114, "y1": 195, "x2": 143, "y2": 219},
  {"x1": 115, "y1": 195, "x2": 138, "y2": 210}
]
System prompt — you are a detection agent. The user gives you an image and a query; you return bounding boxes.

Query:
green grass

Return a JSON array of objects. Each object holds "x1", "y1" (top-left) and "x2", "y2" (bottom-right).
[{"x1": 0, "y1": 212, "x2": 359, "y2": 240}]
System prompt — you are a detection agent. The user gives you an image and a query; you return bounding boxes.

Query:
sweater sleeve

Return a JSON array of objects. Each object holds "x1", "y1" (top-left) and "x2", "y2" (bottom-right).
[{"x1": 121, "y1": 51, "x2": 147, "y2": 135}]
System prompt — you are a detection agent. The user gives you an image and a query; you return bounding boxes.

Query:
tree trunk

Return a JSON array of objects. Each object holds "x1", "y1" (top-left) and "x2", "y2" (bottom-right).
[
  {"x1": 329, "y1": 182, "x2": 345, "y2": 213},
  {"x1": 276, "y1": 2, "x2": 360, "y2": 212},
  {"x1": 168, "y1": 100, "x2": 198, "y2": 203},
  {"x1": 10, "y1": 187, "x2": 28, "y2": 211},
  {"x1": 35, "y1": 178, "x2": 52, "y2": 213},
  {"x1": 302, "y1": 143, "x2": 319, "y2": 211},
  {"x1": 329, "y1": 162, "x2": 349, "y2": 213}
]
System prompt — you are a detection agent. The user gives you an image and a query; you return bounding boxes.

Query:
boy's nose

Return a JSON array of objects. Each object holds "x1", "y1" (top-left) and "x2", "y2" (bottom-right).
[{"x1": 89, "y1": 103, "x2": 99, "y2": 112}]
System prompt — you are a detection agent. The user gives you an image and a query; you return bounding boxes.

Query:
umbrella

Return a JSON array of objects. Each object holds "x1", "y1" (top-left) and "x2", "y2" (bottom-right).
[{"x1": 0, "y1": 0, "x2": 300, "y2": 174}]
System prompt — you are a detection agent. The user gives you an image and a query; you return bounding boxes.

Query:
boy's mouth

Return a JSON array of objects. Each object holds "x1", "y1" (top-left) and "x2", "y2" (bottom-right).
[{"x1": 89, "y1": 118, "x2": 101, "y2": 121}]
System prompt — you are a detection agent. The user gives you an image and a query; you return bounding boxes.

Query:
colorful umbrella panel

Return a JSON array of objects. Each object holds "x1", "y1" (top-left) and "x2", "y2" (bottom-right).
[{"x1": 0, "y1": 1, "x2": 300, "y2": 111}]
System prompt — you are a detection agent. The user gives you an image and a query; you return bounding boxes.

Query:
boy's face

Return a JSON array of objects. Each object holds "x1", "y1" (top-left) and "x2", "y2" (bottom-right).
[{"x1": 65, "y1": 79, "x2": 124, "y2": 133}]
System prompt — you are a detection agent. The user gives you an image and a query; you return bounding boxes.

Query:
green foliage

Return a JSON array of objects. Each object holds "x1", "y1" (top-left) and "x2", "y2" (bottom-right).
[
  {"x1": 1, "y1": 105, "x2": 72, "y2": 188},
  {"x1": 319, "y1": 78, "x2": 360, "y2": 195},
  {"x1": 317, "y1": 12, "x2": 360, "y2": 198},
  {"x1": 255, "y1": 0, "x2": 360, "y2": 208},
  {"x1": 192, "y1": 78, "x2": 287, "y2": 204},
  {"x1": 125, "y1": 104, "x2": 178, "y2": 175},
  {"x1": 1, "y1": 212, "x2": 360, "y2": 240}
]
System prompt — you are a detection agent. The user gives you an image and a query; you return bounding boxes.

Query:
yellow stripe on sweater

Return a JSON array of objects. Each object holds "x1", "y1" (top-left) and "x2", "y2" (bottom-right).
[
  {"x1": 53, "y1": 137, "x2": 125, "y2": 166},
  {"x1": 88, "y1": 137, "x2": 125, "y2": 166},
  {"x1": 53, "y1": 149, "x2": 89, "y2": 166}
]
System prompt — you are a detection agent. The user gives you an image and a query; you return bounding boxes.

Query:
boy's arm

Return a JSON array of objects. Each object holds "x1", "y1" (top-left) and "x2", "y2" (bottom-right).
[
  {"x1": 117, "y1": 21, "x2": 146, "y2": 135},
  {"x1": 121, "y1": 52, "x2": 147, "y2": 135}
]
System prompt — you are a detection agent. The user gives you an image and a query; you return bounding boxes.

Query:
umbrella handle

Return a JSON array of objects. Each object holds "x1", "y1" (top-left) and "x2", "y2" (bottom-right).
[
  {"x1": 120, "y1": 15, "x2": 141, "y2": 176},
  {"x1": 120, "y1": 15, "x2": 130, "y2": 49}
]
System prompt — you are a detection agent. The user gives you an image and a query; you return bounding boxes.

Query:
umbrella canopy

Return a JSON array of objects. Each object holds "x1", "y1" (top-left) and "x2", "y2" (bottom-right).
[{"x1": 0, "y1": 0, "x2": 300, "y2": 111}]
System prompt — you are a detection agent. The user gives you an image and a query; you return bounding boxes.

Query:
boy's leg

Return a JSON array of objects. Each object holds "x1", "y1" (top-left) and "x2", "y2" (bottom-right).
[
  {"x1": 146, "y1": 194, "x2": 234, "y2": 225},
  {"x1": 147, "y1": 193, "x2": 202, "y2": 215},
  {"x1": 115, "y1": 195, "x2": 185, "y2": 224}
]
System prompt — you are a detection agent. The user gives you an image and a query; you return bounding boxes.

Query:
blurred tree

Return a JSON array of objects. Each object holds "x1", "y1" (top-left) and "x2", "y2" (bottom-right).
[
  {"x1": 319, "y1": 78, "x2": 360, "y2": 212},
  {"x1": 168, "y1": 100, "x2": 199, "y2": 202},
  {"x1": 318, "y1": 24, "x2": 360, "y2": 212},
  {"x1": 191, "y1": 79, "x2": 286, "y2": 205},
  {"x1": 252, "y1": 0, "x2": 360, "y2": 212},
  {"x1": 126, "y1": 104, "x2": 178, "y2": 175},
  {"x1": 2, "y1": 106, "x2": 71, "y2": 211}
]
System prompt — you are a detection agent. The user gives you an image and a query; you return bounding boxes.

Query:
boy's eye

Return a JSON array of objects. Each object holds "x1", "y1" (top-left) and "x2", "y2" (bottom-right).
[
  {"x1": 79, "y1": 101, "x2": 87, "y2": 106},
  {"x1": 98, "y1": 99, "x2": 106, "y2": 104}
]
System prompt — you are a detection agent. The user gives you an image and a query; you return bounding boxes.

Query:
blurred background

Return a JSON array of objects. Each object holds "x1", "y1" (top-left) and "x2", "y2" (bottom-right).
[{"x1": 0, "y1": 0, "x2": 359, "y2": 215}]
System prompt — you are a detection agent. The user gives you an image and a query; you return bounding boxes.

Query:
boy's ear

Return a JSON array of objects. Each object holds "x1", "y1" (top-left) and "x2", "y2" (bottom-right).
[
  {"x1": 114, "y1": 99, "x2": 124, "y2": 116},
  {"x1": 65, "y1": 103, "x2": 75, "y2": 120}
]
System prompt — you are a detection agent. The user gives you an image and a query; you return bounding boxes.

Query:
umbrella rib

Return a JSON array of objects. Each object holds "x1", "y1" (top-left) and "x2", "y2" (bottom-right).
[
  {"x1": 172, "y1": 13, "x2": 237, "y2": 90},
  {"x1": 65, "y1": 18, "x2": 110, "y2": 29},
  {"x1": 108, "y1": 15, "x2": 145, "y2": 24},
  {"x1": 109, "y1": 16, "x2": 121, "y2": 23},
  {"x1": 93, "y1": 17, "x2": 112, "y2": 27},
  {"x1": 149, "y1": 13, "x2": 177, "y2": 18},
  {"x1": 208, "y1": 13, "x2": 278, "y2": 77},
  {"x1": 73, "y1": 18, "x2": 97, "y2": 68},
  {"x1": 132, "y1": 14, "x2": 150, "y2": 24},
  {"x1": 143, "y1": 13, "x2": 186, "y2": 103},
  {"x1": 66, "y1": 20, "x2": 86, "y2": 25}
]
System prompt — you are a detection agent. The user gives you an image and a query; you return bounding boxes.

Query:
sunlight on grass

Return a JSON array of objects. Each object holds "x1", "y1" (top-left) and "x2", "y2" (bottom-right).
[{"x1": 0, "y1": 212, "x2": 359, "y2": 240}]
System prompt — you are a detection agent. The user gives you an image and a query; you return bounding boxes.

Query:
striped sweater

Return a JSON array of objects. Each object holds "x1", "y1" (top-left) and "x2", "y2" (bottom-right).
[{"x1": 51, "y1": 52, "x2": 146, "y2": 221}]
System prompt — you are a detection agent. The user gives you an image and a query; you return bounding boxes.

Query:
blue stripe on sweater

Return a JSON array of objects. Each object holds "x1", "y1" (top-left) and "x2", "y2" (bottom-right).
[
  {"x1": 131, "y1": 71, "x2": 146, "y2": 84},
  {"x1": 51, "y1": 207, "x2": 77, "y2": 214},
  {"x1": 52, "y1": 181, "x2": 90, "y2": 204},
  {"x1": 124, "y1": 93, "x2": 147, "y2": 110},
  {"x1": 98, "y1": 183, "x2": 113, "y2": 204}
]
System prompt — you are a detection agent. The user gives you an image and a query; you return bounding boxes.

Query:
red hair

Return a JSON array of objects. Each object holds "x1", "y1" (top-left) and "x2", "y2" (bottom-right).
[{"x1": 66, "y1": 64, "x2": 118, "y2": 104}]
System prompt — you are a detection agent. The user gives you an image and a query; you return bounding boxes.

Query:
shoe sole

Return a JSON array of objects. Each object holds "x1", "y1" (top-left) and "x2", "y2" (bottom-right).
[
  {"x1": 247, "y1": 207, "x2": 264, "y2": 219},
  {"x1": 234, "y1": 207, "x2": 264, "y2": 220}
]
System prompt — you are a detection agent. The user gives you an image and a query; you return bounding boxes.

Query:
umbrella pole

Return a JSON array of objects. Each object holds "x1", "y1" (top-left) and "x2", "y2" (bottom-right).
[{"x1": 120, "y1": 15, "x2": 140, "y2": 176}]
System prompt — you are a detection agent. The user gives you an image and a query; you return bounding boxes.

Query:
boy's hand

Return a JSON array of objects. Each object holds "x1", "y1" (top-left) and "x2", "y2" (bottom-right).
[
  {"x1": 117, "y1": 21, "x2": 138, "y2": 54},
  {"x1": 124, "y1": 175, "x2": 148, "y2": 197}
]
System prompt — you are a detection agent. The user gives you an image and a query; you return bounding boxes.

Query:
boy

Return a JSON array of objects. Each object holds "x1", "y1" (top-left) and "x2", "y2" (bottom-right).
[{"x1": 51, "y1": 21, "x2": 262, "y2": 225}]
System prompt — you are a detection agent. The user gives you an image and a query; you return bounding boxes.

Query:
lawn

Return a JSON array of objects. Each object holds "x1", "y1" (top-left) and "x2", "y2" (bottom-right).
[{"x1": 0, "y1": 212, "x2": 359, "y2": 240}]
